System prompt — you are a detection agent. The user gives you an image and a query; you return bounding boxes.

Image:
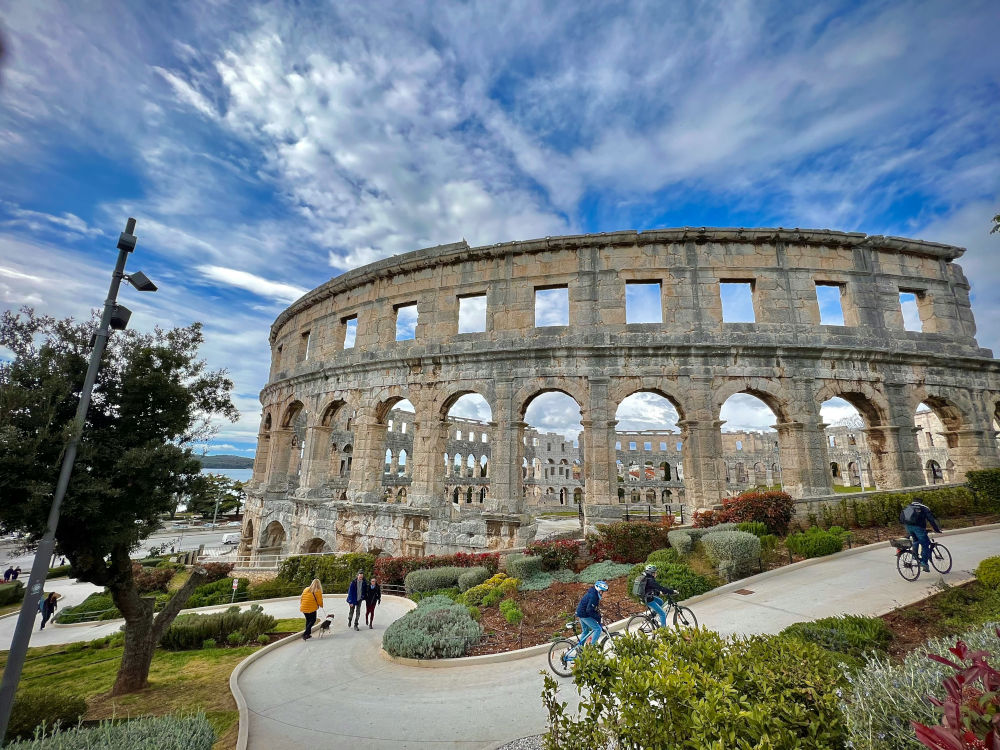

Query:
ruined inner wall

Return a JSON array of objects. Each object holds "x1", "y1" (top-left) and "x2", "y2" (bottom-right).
[{"x1": 244, "y1": 228, "x2": 1000, "y2": 559}]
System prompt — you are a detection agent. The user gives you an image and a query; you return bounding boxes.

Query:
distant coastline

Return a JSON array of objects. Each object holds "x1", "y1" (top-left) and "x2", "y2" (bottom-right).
[{"x1": 194, "y1": 454, "x2": 254, "y2": 469}]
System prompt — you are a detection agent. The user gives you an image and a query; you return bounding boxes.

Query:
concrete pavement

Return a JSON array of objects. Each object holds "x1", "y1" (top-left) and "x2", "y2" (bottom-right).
[{"x1": 236, "y1": 525, "x2": 1000, "y2": 750}]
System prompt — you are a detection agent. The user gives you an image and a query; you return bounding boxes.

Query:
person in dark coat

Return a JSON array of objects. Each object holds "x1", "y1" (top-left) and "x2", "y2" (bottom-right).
[
  {"x1": 346, "y1": 571, "x2": 368, "y2": 631},
  {"x1": 11, "y1": 567, "x2": 21, "y2": 580},
  {"x1": 3, "y1": 567, "x2": 12, "y2": 583},
  {"x1": 364, "y1": 577, "x2": 382, "y2": 629},
  {"x1": 39, "y1": 592, "x2": 58, "y2": 630}
]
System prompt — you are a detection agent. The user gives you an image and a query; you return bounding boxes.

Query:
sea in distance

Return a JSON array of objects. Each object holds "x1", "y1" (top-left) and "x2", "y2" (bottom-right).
[{"x1": 199, "y1": 467, "x2": 253, "y2": 483}]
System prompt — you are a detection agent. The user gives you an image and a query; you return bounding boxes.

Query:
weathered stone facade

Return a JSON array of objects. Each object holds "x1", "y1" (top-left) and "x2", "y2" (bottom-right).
[{"x1": 243, "y1": 228, "x2": 1000, "y2": 558}]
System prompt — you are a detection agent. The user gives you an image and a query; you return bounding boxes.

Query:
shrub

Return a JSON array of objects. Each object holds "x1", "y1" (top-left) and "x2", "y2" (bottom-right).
[
  {"x1": 692, "y1": 509, "x2": 726, "y2": 528},
  {"x1": 576, "y1": 561, "x2": 633, "y2": 584},
  {"x1": 518, "y1": 572, "x2": 555, "y2": 592},
  {"x1": 505, "y1": 554, "x2": 543, "y2": 580},
  {"x1": 160, "y1": 604, "x2": 274, "y2": 650},
  {"x1": 966, "y1": 468, "x2": 1000, "y2": 512},
  {"x1": 4, "y1": 713, "x2": 215, "y2": 750},
  {"x1": 457, "y1": 567, "x2": 490, "y2": 592},
  {"x1": 543, "y1": 628, "x2": 846, "y2": 749},
  {"x1": 404, "y1": 566, "x2": 466, "y2": 594},
  {"x1": 701, "y1": 530, "x2": 761, "y2": 579},
  {"x1": 277, "y1": 552, "x2": 375, "y2": 593},
  {"x1": 781, "y1": 614, "x2": 892, "y2": 660},
  {"x1": 185, "y1": 577, "x2": 250, "y2": 608},
  {"x1": 626, "y1": 562, "x2": 716, "y2": 602},
  {"x1": 786, "y1": 526, "x2": 846, "y2": 559},
  {"x1": 57, "y1": 592, "x2": 118, "y2": 623},
  {"x1": 842, "y1": 621, "x2": 1000, "y2": 750},
  {"x1": 409, "y1": 588, "x2": 460, "y2": 603},
  {"x1": 499, "y1": 599, "x2": 524, "y2": 626},
  {"x1": 585, "y1": 520, "x2": 674, "y2": 563},
  {"x1": 0, "y1": 581, "x2": 25, "y2": 607},
  {"x1": 644, "y1": 547, "x2": 681, "y2": 567},
  {"x1": 466, "y1": 605, "x2": 480, "y2": 621},
  {"x1": 461, "y1": 573, "x2": 518, "y2": 607},
  {"x1": 46, "y1": 565, "x2": 72, "y2": 580},
  {"x1": 200, "y1": 562, "x2": 234, "y2": 583},
  {"x1": 247, "y1": 579, "x2": 301, "y2": 600},
  {"x1": 4, "y1": 689, "x2": 87, "y2": 742},
  {"x1": 374, "y1": 551, "x2": 500, "y2": 587},
  {"x1": 524, "y1": 540, "x2": 581, "y2": 571},
  {"x1": 257, "y1": 634, "x2": 269, "y2": 645},
  {"x1": 736, "y1": 521, "x2": 769, "y2": 537},
  {"x1": 201, "y1": 639, "x2": 216, "y2": 649},
  {"x1": 975, "y1": 556, "x2": 1000, "y2": 589},
  {"x1": 382, "y1": 600, "x2": 481, "y2": 658},
  {"x1": 666, "y1": 529, "x2": 693, "y2": 555},
  {"x1": 721, "y1": 490, "x2": 795, "y2": 534},
  {"x1": 226, "y1": 631, "x2": 244, "y2": 646},
  {"x1": 131, "y1": 562, "x2": 174, "y2": 594}
]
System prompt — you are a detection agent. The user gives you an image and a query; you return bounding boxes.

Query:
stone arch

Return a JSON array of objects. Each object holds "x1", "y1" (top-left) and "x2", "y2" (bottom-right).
[
  {"x1": 300, "y1": 537, "x2": 332, "y2": 554},
  {"x1": 260, "y1": 520, "x2": 286, "y2": 553},
  {"x1": 281, "y1": 400, "x2": 305, "y2": 429},
  {"x1": 909, "y1": 388, "x2": 970, "y2": 438},
  {"x1": 609, "y1": 381, "x2": 687, "y2": 422},
  {"x1": 434, "y1": 387, "x2": 496, "y2": 422},
  {"x1": 369, "y1": 386, "x2": 420, "y2": 423},
  {"x1": 515, "y1": 378, "x2": 590, "y2": 421},
  {"x1": 712, "y1": 378, "x2": 792, "y2": 424},
  {"x1": 925, "y1": 459, "x2": 943, "y2": 484},
  {"x1": 318, "y1": 397, "x2": 351, "y2": 427},
  {"x1": 814, "y1": 381, "x2": 890, "y2": 427}
]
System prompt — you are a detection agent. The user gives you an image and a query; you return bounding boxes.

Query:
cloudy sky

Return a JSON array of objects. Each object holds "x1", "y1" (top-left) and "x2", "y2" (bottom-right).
[{"x1": 1, "y1": 1, "x2": 997, "y2": 452}]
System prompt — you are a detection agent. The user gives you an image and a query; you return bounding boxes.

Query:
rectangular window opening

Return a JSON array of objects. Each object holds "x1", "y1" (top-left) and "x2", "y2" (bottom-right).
[
  {"x1": 643, "y1": 441, "x2": 652, "y2": 451},
  {"x1": 299, "y1": 330, "x2": 311, "y2": 361},
  {"x1": 899, "y1": 290, "x2": 923, "y2": 332},
  {"x1": 625, "y1": 281, "x2": 662, "y2": 324},
  {"x1": 458, "y1": 294, "x2": 487, "y2": 333},
  {"x1": 629, "y1": 441, "x2": 637, "y2": 451},
  {"x1": 659, "y1": 442, "x2": 667, "y2": 451},
  {"x1": 816, "y1": 283, "x2": 846, "y2": 326},
  {"x1": 535, "y1": 286, "x2": 569, "y2": 327},
  {"x1": 720, "y1": 281, "x2": 756, "y2": 323},
  {"x1": 343, "y1": 316, "x2": 357, "y2": 349},
  {"x1": 395, "y1": 302, "x2": 418, "y2": 341}
]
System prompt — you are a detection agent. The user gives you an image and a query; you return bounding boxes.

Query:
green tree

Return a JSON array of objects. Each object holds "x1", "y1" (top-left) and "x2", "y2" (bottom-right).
[
  {"x1": 0, "y1": 308, "x2": 237, "y2": 694},
  {"x1": 185, "y1": 474, "x2": 246, "y2": 517}
]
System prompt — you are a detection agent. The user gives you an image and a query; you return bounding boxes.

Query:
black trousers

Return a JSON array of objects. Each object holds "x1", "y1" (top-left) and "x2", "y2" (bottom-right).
[
  {"x1": 348, "y1": 604, "x2": 361, "y2": 626},
  {"x1": 302, "y1": 610, "x2": 317, "y2": 638}
]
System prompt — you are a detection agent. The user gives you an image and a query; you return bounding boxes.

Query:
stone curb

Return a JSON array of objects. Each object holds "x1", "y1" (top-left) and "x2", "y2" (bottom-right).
[
  {"x1": 378, "y1": 522, "x2": 1000, "y2": 669},
  {"x1": 230, "y1": 595, "x2": 414, "y2": 750}
]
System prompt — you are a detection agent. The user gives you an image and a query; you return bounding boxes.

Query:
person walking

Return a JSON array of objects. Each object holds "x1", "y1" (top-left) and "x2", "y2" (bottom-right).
[
  {"x1": 364, "y1": 577, "x2": 382, "y2": 629},
  {"x1": 3, "y1": 567, "x2": 12, "y2": 583},
  {"x1": 346, "y1": 571, "x2": 368, "y2": 631},
  {"x1": 299, "y1": 578, "x2": 324, "y2": 641},
  {"x1": 39, "y1": 592, "x2": 59, "y2": 630},
  {"x1": 900, "y1": 497, "x2": 943, "y2": 573},
  {"x1": 11, "y1": 567, "x2": 21, "y2": 580}
]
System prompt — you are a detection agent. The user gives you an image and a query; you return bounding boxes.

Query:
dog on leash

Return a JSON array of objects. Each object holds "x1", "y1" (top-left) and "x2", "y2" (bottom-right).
[{"x1": 317, "y1": 613, "x2": 335, "y2": 637}]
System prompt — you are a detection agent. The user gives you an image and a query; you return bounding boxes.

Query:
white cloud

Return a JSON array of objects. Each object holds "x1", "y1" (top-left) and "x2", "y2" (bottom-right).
[{"x1": 196, "y1": 265, "x2": 307, "y2": 303}]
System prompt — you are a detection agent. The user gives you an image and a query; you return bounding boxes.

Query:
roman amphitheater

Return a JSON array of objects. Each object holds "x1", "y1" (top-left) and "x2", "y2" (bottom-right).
[{"x1": 241, "y1": 228, "x2": 1000, "y2": 560}]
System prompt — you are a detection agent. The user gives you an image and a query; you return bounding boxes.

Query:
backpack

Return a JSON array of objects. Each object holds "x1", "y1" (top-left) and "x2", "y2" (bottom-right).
[
  {"x1": 632, "y1": 573, "x2": 647, "y2": 598},
  {"x1": 899, "y1": 503, "x2": 924, "y2": 526}
]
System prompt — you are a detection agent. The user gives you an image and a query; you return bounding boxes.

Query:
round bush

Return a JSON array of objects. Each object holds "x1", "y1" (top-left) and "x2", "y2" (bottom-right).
[
  {"x1": 382, "y1": 602, "x2": 481, "y2": 659},
  {"x1": 5, "y1": 689, "x2": 87, "y2": 742},
  {"x1": 457, "y1": 567, "x2": 490, "y2": 592},
  {"x1": 505, "y1": 554, "x2": 543, "y2": 580},
  {"x1": 781, "y1": 614, "x2": 892, "y2": 660},
  {"x1": 405, "y1": 566, "x2": 466, "y2": 593},
  {"x1": 577, "y1": 561, "x2": 633, "y2": 583},
  {"x1": 626, "y1": 562, "x2": 717, "y2": 602},
  {"x1": 257, "y1": 634, "x2": 270, "y2": 645},
  {"x1": 975, "y1": 555, "x2": 1000, "y2": 589},
  {"x1": 202, "y1": 639, "x2": 216, "y2": 649}
]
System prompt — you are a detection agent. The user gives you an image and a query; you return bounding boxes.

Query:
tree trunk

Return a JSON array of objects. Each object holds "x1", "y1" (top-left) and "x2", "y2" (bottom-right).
[{"x1": 110, "y1": 563, "x2": 207, "y2": 695}]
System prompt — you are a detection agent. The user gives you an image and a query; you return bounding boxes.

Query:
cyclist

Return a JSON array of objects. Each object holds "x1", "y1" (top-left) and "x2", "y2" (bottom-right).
[
  {"x1": 899, "y1": 497, "x2": 942, "y2": 572},
  {"x1": 636, "y1": 565, "x2": 678, "y2": 628},
  {"x1": 575, "y1": 580, "x2": 609, "y2": 646}
]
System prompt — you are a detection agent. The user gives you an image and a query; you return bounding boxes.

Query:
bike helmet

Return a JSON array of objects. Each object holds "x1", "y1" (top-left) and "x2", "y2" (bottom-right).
[
  {"x1": 594, "y1": 580, "x2": 609, "y2": 592},
  {"x1": 644, "y1": 564, "x2": 657, "y2": 575}
]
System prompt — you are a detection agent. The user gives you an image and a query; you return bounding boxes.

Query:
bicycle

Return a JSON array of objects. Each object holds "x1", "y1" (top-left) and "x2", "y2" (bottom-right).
[
  {"x1": 891, "y1": 535, "x2": 952, "y2": 581},
  {"x1": 625, "y1": 594, "x2": 698, "y2": 635},
  {"x1": 547, "y1": 619, "x2": 622, "y2": 677}
]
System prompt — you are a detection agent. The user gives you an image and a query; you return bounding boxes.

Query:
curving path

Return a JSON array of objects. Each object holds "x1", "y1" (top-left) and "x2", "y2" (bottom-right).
[{"x1": 237, "y1": 525, "x2": 1000, "y2": 750}]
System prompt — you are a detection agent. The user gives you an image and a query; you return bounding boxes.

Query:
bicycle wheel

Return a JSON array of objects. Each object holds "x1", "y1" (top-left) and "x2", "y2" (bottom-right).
[
  {"x1": 626, "y1": 614, "x2": 656, "y2": 636},
  {"x1": 600, "y1": 630, "x2": 622, "y2": 657},
  {"x1": 547, "y1": 638, "x2": 576, "y2": 677},
  {"x1": 672, "y1": 606, "x2": 698, "y2": 629},
  {"x1": 930, "y1": 543, "x2": 952, "y2": 574},
  {"x1": 897, "y1": 550, "x2": 921, "y2": 581}
]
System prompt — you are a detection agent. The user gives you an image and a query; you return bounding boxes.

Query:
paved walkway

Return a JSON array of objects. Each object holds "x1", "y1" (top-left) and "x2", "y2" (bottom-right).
[{"x1": 237, "y1": 526, "x2": 1000, "y2": 750}]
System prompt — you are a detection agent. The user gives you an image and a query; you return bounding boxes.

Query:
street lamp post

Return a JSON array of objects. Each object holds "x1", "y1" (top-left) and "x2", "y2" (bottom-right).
[{"x1": 0, "y1": 219, "x2": 157, "y2": 743}]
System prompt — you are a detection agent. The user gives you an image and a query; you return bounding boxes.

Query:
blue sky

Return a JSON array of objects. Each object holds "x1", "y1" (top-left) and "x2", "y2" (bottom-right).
[{"x1": 0, "y1": 1, "x2": 998, "y2": 453}]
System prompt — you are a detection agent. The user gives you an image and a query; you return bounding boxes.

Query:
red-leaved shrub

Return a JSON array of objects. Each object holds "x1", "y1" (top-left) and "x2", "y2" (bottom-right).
[
  {"x1": 131, "y1": 563, "x2": 174, "y2": 593},
  {"x1": 720, "y1": 490, "x2": 795, "y2": 534},
  {"x1": 374, "y1": 551, "x2": 500, "y2": 587},
  {"x1": 586, "y1": 520, "x2": 675, "y2": 563},
  {"x1": 525, "y1": 540, "x2": 582, "y2": 571},
  {"x1": 201, "y1": 562, "x2": 235, "y2": 584},
  {"x1": 692, "y1": 509, "x2": 726, "y2": 528}
]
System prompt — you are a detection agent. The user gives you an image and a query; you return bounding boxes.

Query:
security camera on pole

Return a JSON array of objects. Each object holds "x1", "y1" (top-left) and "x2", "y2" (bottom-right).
[{"x1": 0, "y1": 219, "x2": 158, "y2": 743}]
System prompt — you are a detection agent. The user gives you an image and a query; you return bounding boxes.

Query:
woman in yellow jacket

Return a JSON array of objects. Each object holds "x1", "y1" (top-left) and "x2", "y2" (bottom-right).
[{"x1": 299, "y1": 578, "x2": 323, "y2": 640}]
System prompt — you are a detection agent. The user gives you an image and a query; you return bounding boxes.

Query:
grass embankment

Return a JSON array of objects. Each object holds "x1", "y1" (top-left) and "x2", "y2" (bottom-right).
[{"x1": 0, "y1": 633, "x2": 286, "y2": 750}]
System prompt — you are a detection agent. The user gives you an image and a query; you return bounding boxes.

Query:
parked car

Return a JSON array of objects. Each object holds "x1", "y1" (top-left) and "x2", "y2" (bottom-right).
[
  {"x1": 225, "y1": 521, "x2": 242, "y2": 528},
  {"x1": 222, "y1": 533, "x2": 241, "y2": 545}
]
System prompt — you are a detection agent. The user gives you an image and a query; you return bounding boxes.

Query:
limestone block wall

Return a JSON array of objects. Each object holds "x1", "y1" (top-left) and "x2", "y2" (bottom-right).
[{"x1": 245, "y1": 228, "x2": 1000, "y2": 558}]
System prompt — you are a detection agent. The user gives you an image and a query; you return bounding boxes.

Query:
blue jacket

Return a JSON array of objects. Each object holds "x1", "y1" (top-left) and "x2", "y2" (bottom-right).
[
  {"x1": 347, "y1": 578, "x2": 368, "y2": 605},
  {"x1": 900, "y1": 502, "x2": 942, "y2": 533},
  {"x1": 576, "y1": 587, "x2": 602, "y2": 622}
]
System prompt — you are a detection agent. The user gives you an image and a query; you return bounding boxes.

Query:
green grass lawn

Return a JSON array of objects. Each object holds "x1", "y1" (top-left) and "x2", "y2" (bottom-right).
[
  {"x1": 0, "y1": 634, "x2": 274, "y2": 749},
  {"x1": 832, "y1": 484, "x2": 876, "y2": 493}
]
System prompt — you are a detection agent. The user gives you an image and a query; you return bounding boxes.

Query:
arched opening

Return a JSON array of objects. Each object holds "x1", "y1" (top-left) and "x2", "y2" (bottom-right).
[
  {"x1": 398, "y1": 448, "x2": 408, "y2": 476},
  {"x1": 260, "y1": 521, "x2": 286, "y2": 556},
  {"x1": 480, "y1": 455, "x2": 488, "y2": 477},
  {"x1": 926, "y1": 459, "x2": 943, "y2": 484},
  {"x1": 465, "y1": 486, "x2": 473, "y2": 504},
  {"x1": 384, "y1": 449, "x2": 393, "y2": 475},
  {"x1": 321, "y1": 400, "x2": 354, "y2": 487},
  {"x1": 254, "y1": 413, "x2": 272, "y2": 484},
  {"x1": 452, "y1": 487, "x2": 460, "y2": 504},
  {"x1": 819, "y1": 397, "x2": 876, "y2": 491},
  {"x1": 380, "y1": 398, "x2": 415, "y2": 497},
  {"x1": 441, "y1": 392, "x2": 493, "y2": 505},
  {"x1": 915, "y1": 400, "x2": 960, "y2": 483},
  {"x1": 398, "y1": 487, "x2": 407, "y2": 502},
  {"x1": 615, "y1": 391, "x2": 682, "y2": 514},
  {"x1": 479, "y1": 487, "x2": 488, "y2": 503},
  {"x1": 573, "y1": 487, "x2": 583, "y2": 504},
  {"x1": 522, "y1": 390, "x2": 584, "y2": 508},
  {"x1": 275, "y1": 402, "x2": 306, "y2": 487},
  {"x1": 301, "y1": 537, "x2": 331, "y2": 554},
  {"x1": 830, "y1": 462, "x2": 840, "y2": 479},
  {"x1": 719, "y1": 393, "x2": 782, "y2": 492},
  {"x1": 340, "y1": 444, "x2": 353, "y2": 477}
]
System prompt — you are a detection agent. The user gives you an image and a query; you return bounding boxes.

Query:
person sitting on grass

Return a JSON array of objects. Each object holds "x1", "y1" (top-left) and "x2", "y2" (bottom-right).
[{"x1": 635, "y1": 565, "x2": 678, "y2": 628}]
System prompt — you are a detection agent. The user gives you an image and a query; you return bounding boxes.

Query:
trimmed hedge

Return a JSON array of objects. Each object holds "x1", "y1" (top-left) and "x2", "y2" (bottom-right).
[
  {"x1": 46, "y1": 566, "x2": 72, "y2": 580},
  {"x1": 626, "y1": 562, "x2": 716, "y2": 602},
  {"x1": 57, "y1": 592, "x2": 118, "y2": 623},
  {"x1": 404, "y1": 566, "x2": 465, "y2": 594},
  {"x1": 4, "y1": 713, "x2": 215, "y2": 749},
  {"x1": 700, "y1": 530, "x2": 761, "y2": 580},
  {"x1": 0, "y1": 581, "x2": 25, "y2": 607},
  {"x1": 786, "y1": 526, "x2": 848, "y2": 559},
  {"x1": 975, "y1": 556, "x2": 1000, "y2": 589},
  {"x1": 781, "y1": 614, "x2": 892, "y2": 661},
  {"x1": 4, "y1": 690, "x2": 87, "y2": 743},
  {"x1": 457, "y1": 567, "x2": 490, "y2": 592},
  {"x1": 667, "y1": 523, "x2": 739, "y2": 556},
  {"x1": 160, "y1": 604, "x2": 274, "y2": 650},
  {"x1": 505, "y1": 554, "x2": 543, "y2": 580},
  {"x1": 374, "y1": 552, "x2": 500, "y2": 587},
  {"x1": 965, "y1": 468, "x2": 1000, "y2": 510},
  {"x1": 822, "y1": 484, "x2": 992, "y2": 531},
  {"x1": 277, "y1": 553, "x2": 375, "y2": 593},
  {"x1": 645, "y1": 548, "x2": 681, "y2": 568},
  {"x1": 382, "y1": 598, "x2": 481, "y2": 658},
  {"x1": 586, "y1": 520, "x2": 674, "y2": 563}
]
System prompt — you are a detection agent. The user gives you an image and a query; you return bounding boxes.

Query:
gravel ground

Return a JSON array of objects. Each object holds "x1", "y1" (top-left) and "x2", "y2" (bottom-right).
[{"x1": 495, "y1": 735, "x2": 544, "y2": 750}]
